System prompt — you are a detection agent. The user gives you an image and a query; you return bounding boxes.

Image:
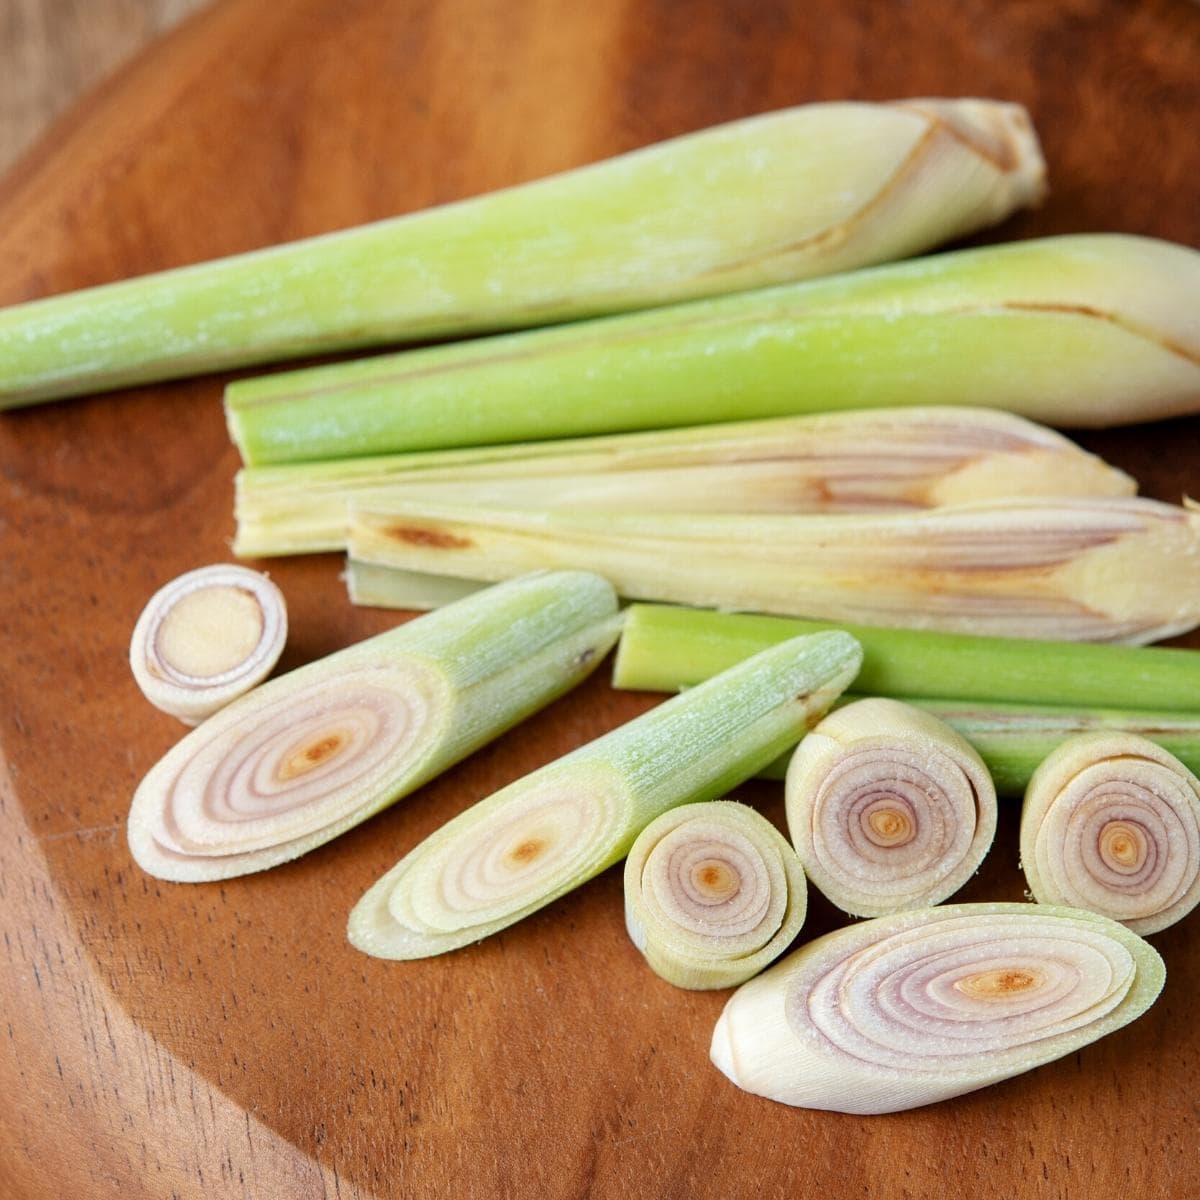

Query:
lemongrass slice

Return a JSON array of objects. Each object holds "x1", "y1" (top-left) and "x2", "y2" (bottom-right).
[
  {"x1": 127, "y1": 571, "x2": 621, "y2": 882},
  {"x1": 784, "y1": 699, "x2": 995, "y2": 916},
  {"x1": 1021, "y1": 733, "x2": 1200, "y2": 934},
  {"x1": 710, "y1": 902, "x2": 1165, "y2": 1114},
  {"x1": 624, "y1": 801, "x2": 807, "y2": 989},
  {"x1": 348, "y1": 630, "x2": 862, "y2": 959},
  {"x1": 129, "y1": 564, "x2": 288, "y2": 724},
  {"x1": 347, "y1": 495, "x2": 1200, "y2": 643}
]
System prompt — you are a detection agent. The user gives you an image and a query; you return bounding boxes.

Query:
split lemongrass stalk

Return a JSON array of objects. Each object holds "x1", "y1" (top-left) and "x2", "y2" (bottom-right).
[
  {"x1": 710, "y1": 903, "x2": 1164, "y2": 1114},
  {"x1": 623, "y1": 801, "x2": 808, "y2": 990},
  {"x1": 612, "y1": 603, "x2": 1200, "y2": 711},
  {"x1": 0, "y1": 99, "x2": 1043, "y2": 410},
  {"x1": 1021, "y1": 733, "x2": 1200, "y2": 935},
  {"x1": 785, "y1": 699, "x2": 996, "y2": 916},
  {"x1": 346, "y1": 496, "x2": 1200, "y2": 643},
  {"x1": 347, "y1": 631, "x2": 862, "y2": 959},
  {"x1": 127, "y1": 571, "x2": 621, "y2": 882},
  {"x1": 234, "y1": 408, "x2": 1131, "y2": 557},
  {"x1": 227, "y1": 234, "x2": 1200, "y2": 464},
  {"x1": 129, "y1": 564, "x2": 288, "y2": 724}
]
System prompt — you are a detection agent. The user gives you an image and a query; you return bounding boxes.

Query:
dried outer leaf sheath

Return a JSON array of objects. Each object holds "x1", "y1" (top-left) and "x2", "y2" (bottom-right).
[
  {"x1": 710, "y1": 903, "x2": 1164, "y2": 1114},
  {"x1": 1020, "y1": 732, "x2": 1200, "y2": 934},
  {"x1": 347, "y1": 631, "x2": 862, "y2": 960},
  {"x1": 226, "y1": 234, "x2": 1200, "y2": 464},
  {"x1": 0, "y1": 99, "x2": 1042, "y2": 410},
  {"x1": 624, "y1": 801, "x2": 808, "y2": 990},
  {"x1": 127, "y1": 571, "x2": 621, "y2": 882}
]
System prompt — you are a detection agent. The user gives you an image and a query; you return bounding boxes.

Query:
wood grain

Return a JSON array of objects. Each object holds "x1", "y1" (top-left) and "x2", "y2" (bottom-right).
[{"x1": 1, "y1": 1, "x2": 1198, "y2": 1197}]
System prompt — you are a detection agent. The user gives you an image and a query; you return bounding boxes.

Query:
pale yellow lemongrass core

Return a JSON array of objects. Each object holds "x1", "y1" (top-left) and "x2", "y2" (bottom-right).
[{"x1": 156, "y1": 586, "x2": 265, "y2": 679}]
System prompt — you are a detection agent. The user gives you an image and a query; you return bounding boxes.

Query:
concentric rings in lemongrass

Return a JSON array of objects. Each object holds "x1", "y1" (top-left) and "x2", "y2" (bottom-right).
[
  {"x1": 129, "y1": 563, "x2": 288, "y2": 724},
  {"x1": 1021, "y1": 732, "x2": 1200, "y2": 934},
  {"x1": 786, "y1": 699, "x2": 996, "y2": 916},
  {"x1": 710, "y1": 903, "x2": 1165, "y2": 1114},
  {"x1": 624, "y1": 801, "x2": 807, "y2": 989}
]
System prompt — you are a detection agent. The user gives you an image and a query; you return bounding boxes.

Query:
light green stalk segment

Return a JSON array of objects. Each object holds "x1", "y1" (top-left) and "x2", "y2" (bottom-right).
[
  {"x1": 226, "y1": 234, "x2": 1200, "y2": 464},
  {"x1": 0, "y1": 99, "x2": 1043, "y2": 410},
  {"x1": 347, "y1": 630, "x2": 863, "y2": 960},
  {"x1": 127, "y1": 571, "x2": 622, "y2": 882},
  {"x1": 346, "y1": 561, "x2": 483, "y2": 611}
]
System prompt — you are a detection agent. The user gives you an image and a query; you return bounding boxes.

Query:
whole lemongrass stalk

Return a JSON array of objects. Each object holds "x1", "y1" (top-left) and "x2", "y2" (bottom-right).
[
  {"x1": 127, "y1": 571, "x2": 621, "y2": 882},
  {"x1": 709, "y1": 903, "x2": 1164, "y2": 1114},
  {"x1": 0, "y1": 99, "x2": 1043, "y2": 410},
  {"x1": 227, "y1": 235, "x2": 1200, "y2": 464},
  {"x1": 346, "y1": 496, "x2": 1200, "y2": 643},
  {"x1": 785, "y1": 699, "x2": 996, "y2": 916},
  {"x1": 347, "y1": 631, "x2": 862, "y2": 960},
  {"x1": 623, "y1": 801, "x2": 808, "y2": 990},
  {"x1": 1021, "y1": 733, "x2": 1200, "y2": 935},
  {"x1": 236, "y1": 408, "x2": 1132, "y2": 557}
]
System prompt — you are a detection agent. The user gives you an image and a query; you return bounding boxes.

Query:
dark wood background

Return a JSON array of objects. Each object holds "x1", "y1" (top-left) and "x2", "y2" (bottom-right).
[{"x1": 1, "y1": 2, "x2": 1198, "y2": 1197}]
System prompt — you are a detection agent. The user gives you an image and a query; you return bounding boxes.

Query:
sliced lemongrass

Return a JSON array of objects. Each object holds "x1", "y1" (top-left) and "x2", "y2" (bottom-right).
[
  {"x1": 129, "y1": 564, "x2": 287, "y2": 724},
  {"x1": 1021, "y1": 733, "x2": 1200, "y2": 935},
  {"x1": 227, "y1": 233, "x2": 1200, "y2": 464},
  {"x1": 785, "y1": 699, "x2": 995, "y2": 916},
  {"x1": 347, "y1": 496, "x2": 1200, "y2": 643},
  {"x1": 348, "y1": 630, "x2": 862, "y2": 959},
  {"x1": 346, "y1": 561, "x2": 483, "y2": 611},
  {"x1": 612, "y1": 603, "x2": 1200, "y2": 711},
  {"x1": 232, "y1": 407, "x2": 1131, "y2": 557},
  {"x1": 624, "y1": 801, "x2": 807, "y2": 990},
  {"x1": 127, "y1": 571, "x2": 621, "y2": 882},
  {"x1": 710, "y1": 902, "x2": 1164, "y2": 1114}
]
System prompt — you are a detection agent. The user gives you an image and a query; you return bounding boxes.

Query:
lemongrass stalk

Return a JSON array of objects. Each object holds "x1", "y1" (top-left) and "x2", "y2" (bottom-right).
[
  {"x1": 129, "y1": 565, "x2": 287, "y2": 724},
  {"x1": 127, "y1": 571, "x2": 621, "y2": 882},
  {"x1": 612, "y1": 603, "x2": 1200, "y2": 709},
  {"x1": 623, "y1": 801, "x2": 808, "y2": 990},
  {"x1": 227, "y1": 234, "x2": 1200, "y2": 464},
  {"x1": 784, "y1": 699, "x2": 995, "y2": 916},
  {"x1": 346, "y1": 561, "x2": 482, "y2": 611},
  {"x1": 0, "y1": 99, "x2": 1043, "y2": 411},
  {"x1": 710, "y1": 903, "x2": 1164, "y2": 1114},
  {"x1": 346, "y1": 496, "x2": 1200, "y2": 643},
  {"x1": 347, "y1": 631, "x2": 862, "y2": 960},
  {"x1": 1021, "y1": 733, "x2": 1200, "y2": 935},
  {"x1": 233, "y1": 407, "x2": 1130, "y2": 557}
]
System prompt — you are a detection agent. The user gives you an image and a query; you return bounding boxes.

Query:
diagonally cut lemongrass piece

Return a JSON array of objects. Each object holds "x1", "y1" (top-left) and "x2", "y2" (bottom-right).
[
  {"x1": 129, "y1": 564, "x2": 288, "y2": 724},
  {"x1": 347, "y1": 631, "x2": 862, "y2": 960},
  {"x1": 710, "y1": 902, "x2": 1164, "y2": 1114},
  {"x1": 127, "y1": 571, "x2": 621, "y2": 882},
  {"x1": 0, "y1": 99, "x2": 1043, "y2": 410},
  {"x1": 785, "y1": 699, "x2": 996, "y2": 917},
  {"x1": 612, "y1": 603, "x2": 1200, "y2": 711},
  {"x1": 1020, "y1": 733, "x2": 1200, "y2": 935},
  {"x1": 624, "y1": 801, "x2": 808, "y2": 990},
  {"x1": 226, "y1": 233, "x2": 1200, "y2": 464},
  {"x1": 346, "y1": 496, "x2": 1200, "y2": 643},
  {"x1": 233, "y1": 407, "x2": 1131, "y2": 557}
]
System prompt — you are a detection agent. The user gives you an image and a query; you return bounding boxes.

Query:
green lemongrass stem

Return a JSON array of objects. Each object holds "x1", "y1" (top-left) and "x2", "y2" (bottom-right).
[
  {"x1": 710, "y1": 902, "x2": 1164, "y2": 1114},
  {"x1": 347, "y1": 631, "x2": 862, "y2": 960},
  {"x1": 346, "y1": 496, "x2": 1200, "y2": 643},
  {"x1": 612, "y1": 603, "x2": 1200, "y2": 711},
  {"x1": 0, "y1": 99, "x2": 1043, "y2": 410},
  {"x1": 623, "y1": 801, "x2": 808, "y2": 990},
  {"x1": 785, "y1": 699, "x2": 996, "y2": 916},
  {"x1": 234, "y1": 407, "x2": 1131, "y2": 557},
  {"x1": 346, "y1": 562, "x2": 482, "y2": 611},
  {"x1": 128, "y1": 564, "x2": 288, "y2": 725},
  {"x1": 226, "y1": 234, "x2": 1200, "y2": 465},
  {"x1": 127, "y1": 571, "x2": 621, "y2": 882},
  {"x1": 1020, "y1": 733, "x2": 1200, "y2": 935}
]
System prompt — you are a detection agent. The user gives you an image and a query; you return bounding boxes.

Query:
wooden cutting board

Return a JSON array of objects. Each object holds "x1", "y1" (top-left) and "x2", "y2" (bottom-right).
[{"x1": 2, "y1": 2, "x2": 1198, "y2": 1197}]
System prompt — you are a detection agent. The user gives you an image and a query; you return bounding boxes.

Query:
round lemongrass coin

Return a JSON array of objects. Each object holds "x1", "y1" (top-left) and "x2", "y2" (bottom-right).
[
  {"x1": 130, "y1": 564, "x2": 287, "y2": 724},
  {"x1": 1021, "y1": 731, "x2": 1200, "y2": 934},
  {"x1": 785, "y1": 698, "x2": 997, "y2": 917},
  {"x1": 624, "y1": 800, "x2": 807, "y2": 990}
]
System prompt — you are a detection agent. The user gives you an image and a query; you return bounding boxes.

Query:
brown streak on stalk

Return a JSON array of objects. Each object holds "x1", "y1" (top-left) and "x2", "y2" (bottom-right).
[
  {"x1": 1002, "y1": 302, "x2": 1200, "y2": 367},
  {"x1": 383, "y1": 524, "x2": 474, "y2": 550}
]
